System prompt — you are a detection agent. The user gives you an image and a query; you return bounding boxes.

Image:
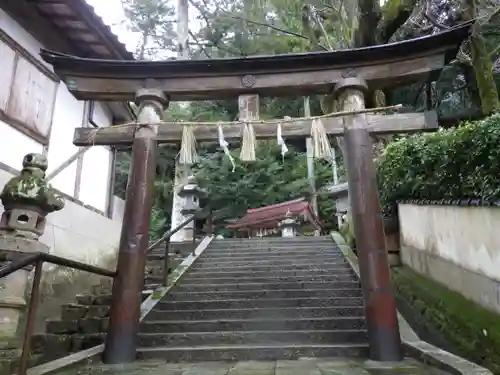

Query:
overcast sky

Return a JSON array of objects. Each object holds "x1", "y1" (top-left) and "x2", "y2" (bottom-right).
[
  {"x1": 85, "y1": 0, "x2": 388, "y2": 55},
  {"x1": 85, "y1": 0, "x2": 138, "y2": 52},
  {"x1": 85, "y1": 0, "x2": 201, "y2": 56}
]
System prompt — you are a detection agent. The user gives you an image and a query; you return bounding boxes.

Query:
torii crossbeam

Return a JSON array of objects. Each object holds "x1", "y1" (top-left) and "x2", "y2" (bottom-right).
[
  {"x1": 72, "y1": 110, "x2": 438, "y2": 146},
  {"x1": 40, "y1": 23, "x2": 471, "y2": 365}
]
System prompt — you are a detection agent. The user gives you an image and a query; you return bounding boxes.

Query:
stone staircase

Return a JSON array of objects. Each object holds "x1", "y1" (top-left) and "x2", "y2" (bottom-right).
[{"x1": 137, "y1": 236, "x2": 369, "y2": 361}]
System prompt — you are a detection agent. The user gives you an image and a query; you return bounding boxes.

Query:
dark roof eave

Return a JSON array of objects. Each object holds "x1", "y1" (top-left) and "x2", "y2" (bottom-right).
[
  {"x1": 39, "y1": 22, "x2": 472, "y2": 78},
  {"x1": 70, "y1": 0, "x2": 134, "y2": 60}
]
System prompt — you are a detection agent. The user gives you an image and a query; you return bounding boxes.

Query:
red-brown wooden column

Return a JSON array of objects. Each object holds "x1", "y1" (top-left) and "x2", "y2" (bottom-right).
[
  {"x1": 333, "y1": 78, "x2": 403, "y2": 361},
  {"x1": 103, "y1": 89, "x2": 168, "y2": 364}
]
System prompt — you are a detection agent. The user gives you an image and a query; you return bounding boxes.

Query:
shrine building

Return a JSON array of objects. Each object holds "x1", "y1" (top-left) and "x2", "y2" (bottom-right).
[
  {"x1": 227, "y1": 197, "x2": 322, "y2": 238},
  {"x1": 0, "y1": 0, "x2": 133, "y2": 264}
]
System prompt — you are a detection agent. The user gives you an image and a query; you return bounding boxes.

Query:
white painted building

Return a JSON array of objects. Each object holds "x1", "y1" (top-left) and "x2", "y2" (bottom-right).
[{"x1": 0, "y1": 0, "x2": 134, "y2": 266}]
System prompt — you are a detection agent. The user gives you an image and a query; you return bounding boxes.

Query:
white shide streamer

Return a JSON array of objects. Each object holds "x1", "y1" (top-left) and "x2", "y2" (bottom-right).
[
  {"x1": 218, "y1": 124, "x2": 236, "y2": 172},
  {"x1": 277, "y1": 119, "x2": 289, "y2": 160}
]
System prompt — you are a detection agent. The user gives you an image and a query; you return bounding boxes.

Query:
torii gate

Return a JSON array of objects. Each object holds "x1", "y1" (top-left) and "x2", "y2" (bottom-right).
[{"x1": 41, "y1": 23, "x2": 471, "y2": 365}]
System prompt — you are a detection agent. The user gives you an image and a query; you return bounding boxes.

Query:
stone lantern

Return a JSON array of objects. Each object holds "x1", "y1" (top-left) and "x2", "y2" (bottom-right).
[
  {"x1": 279, "y1": 210, "x2": 299, "y2": 238},
  {"x1": 0, "y1": 153, "x2": 64, "y2": 347},
  {"x1": 177, "y1": 175, "x2": 205, "y2": 242}
]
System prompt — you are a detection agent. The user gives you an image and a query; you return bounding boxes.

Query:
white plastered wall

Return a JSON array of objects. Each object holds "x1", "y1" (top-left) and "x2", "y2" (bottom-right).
[
  {"x1": 399, "y1": 203, "x2": 500, "y2": 314},
  {"x1": 0, "y1": 8, "x2": 123, "y2": 263}
]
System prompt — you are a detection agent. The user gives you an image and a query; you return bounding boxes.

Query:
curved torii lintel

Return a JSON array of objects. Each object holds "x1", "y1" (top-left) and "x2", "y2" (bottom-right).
[{"x1": 39, "y1": 23, "x2": 472, "y2": 102}]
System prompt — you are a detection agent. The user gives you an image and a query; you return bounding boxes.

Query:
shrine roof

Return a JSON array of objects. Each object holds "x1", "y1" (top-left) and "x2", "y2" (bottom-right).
[
  {"x1": 8, "y1": 0, "x2": 134, "y2": 60},
  {"x1": 227, "y1": 197, "x2": 321, "y2": 230},
  {"x1": 40, "y1": 23, "x2": 471, "y2": 77}
]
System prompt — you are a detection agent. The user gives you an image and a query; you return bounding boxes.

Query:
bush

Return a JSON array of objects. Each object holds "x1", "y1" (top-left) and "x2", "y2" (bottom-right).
[{"x1": 377, "y1": 114, "x2": 500, "y2": 213}]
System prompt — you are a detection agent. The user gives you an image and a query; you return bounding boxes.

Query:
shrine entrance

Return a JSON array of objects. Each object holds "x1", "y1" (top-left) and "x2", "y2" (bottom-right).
[{"x1": 40, "y1": 23, "x2": 470, "y2": 365}]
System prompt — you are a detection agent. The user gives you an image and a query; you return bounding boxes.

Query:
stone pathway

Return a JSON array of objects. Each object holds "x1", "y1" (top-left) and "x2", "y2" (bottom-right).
[{"x1": 57, "y1": 358, "x2": 450, "y2": 375}]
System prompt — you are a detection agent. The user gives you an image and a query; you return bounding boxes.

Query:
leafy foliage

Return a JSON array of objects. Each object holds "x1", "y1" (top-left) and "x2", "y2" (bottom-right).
[
  {"x1": 115, "y1": 0, "x2": 500, "y2": 239},
  {"x1": 192, "y1": 141, "x2": 337, "y2": 236},
  {"x1": 377, "y1": 114, "x2": 500, "y2": 213},
  {"x1": 121, "y1": 0, "x2": 176, "y2": 58}
]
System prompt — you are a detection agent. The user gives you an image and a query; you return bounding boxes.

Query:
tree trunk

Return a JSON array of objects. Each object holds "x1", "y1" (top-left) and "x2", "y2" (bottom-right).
[{"x1": 465, "y1": 0, "x2": 499, "y2": 114}]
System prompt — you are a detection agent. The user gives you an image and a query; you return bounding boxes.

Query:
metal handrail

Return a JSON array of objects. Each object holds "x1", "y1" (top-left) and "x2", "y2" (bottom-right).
[
  {"x1": 0, "y1": 252, "x2": 116, "y2": 375},
  {"x1": 146, "y1": 207, "x2": 211, "y2": 252},
  {"x1": 0, "y1": 206, "x2": 211, "y2": 375},
  {"x1": 0, "y1": 252, "x2": 116, "y2": 279}
]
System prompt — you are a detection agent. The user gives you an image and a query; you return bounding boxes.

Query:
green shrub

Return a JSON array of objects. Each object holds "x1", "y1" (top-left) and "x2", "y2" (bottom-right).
[{"x1": 377, "y1": 114, "x2": 500, "y2": 213}]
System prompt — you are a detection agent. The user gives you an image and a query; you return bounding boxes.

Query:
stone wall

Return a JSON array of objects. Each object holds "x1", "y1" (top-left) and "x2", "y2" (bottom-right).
[
  {"x1": 398, "y1": 203, "x2": 500, "y2": 314},
  {"x1": 393, "y1": 266, "x2": 500, "y2": 374}
]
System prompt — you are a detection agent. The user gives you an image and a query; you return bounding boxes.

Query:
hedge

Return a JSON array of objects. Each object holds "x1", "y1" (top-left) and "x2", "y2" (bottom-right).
[{"x1": 377, "y1": 114, "x2": 500, "y2": 213}]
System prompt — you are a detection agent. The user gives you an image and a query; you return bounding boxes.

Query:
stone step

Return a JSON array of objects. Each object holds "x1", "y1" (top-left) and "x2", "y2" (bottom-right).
[
  {"x1": 212, "y1": 237, "x2": 332, "y2": 243},
  {"x1": 173, "y1": 280, "x2": 360, "y2": 292},
  {"x1": 46, "y1": 317, "x2": 108, "y2": 334},
  {"x1": 146, "y1": 306, "x2": 365, "y2": 321},
  {"x1": 137, "y1": 329, "x2": 368, "y2": 347},
  {"x1": 157, "y1": 296, "x2": 364, "y2": 310},
  {"x1": 192, "y1": 257, "x2": 346, "y2": 268},
  {"x1": 182, "y1": 268, "x2": 353, "y2": 280},
  {"x1": 199, "y1": 252, "x2": 343, "y2": 260},
  {"x1": 166, "y1": 288, "x2": 362, "y2": 301},
  {"x1": 205, "y1": 245, "x2": 338, "y2": 253},
  {"x1": 189, "y1": 262, "x2": 349, "y2": 272},
  {"x1": 200, "y1": 251, "x2": 343, "y2": 261},
  {"x1": 136, "y1": 343, "x2": 369, "y2": 362},
  {"x1": 186, "y1": 263, "x2": 351, "y2": 275},
  {"x1": 61, "y1": 304, "x2": 109, "y2": 320},
  {"x1": 210, "y1": 240, "x2": 336, "y2": 249},
  {"x1": 74, "y1": 291, "x2": 150, "y2": 308},
  {"x1": 140, "y1": 316, "x2": 366, "y2": 333},
  {"x1": 178, "y1": 274, "x2": 358, "y2": 285}
]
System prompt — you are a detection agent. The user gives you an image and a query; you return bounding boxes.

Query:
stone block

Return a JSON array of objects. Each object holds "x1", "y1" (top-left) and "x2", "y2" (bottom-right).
[
  {"x1": 93, "y1": 294, "x2": 112, "y2": 306},
  {"x1": 85, "y1": 305, "x2": 109, "y2": 318},
  {"x1": 75, "y1": 294, "x2": 94, "y2": 306},
  {"x1": 71, "y1": 334, "x2": 105, "y2": 352},
  {"x1": 101, "y1": 318, "x2": 109, "y2": 332},
  {"x1": 30, "y1": 334, "x2": 71, "y2": 356},
  {"x1": 61, "y1": 304, "x2": 88, "y2": 320},
  {"x1": 78, "y1": 318, "x2": 102, "y2": 334},
  {"x1": 46, "y1": 320, "x2": 79, "y2": 334}
]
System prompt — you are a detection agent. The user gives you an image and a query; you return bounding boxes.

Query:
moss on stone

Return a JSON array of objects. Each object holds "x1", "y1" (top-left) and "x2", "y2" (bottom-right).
[
  {"x1": 151, "y1": 289, "x2": 164, "y2": 300},
  {"x1": 470, "y1": 30, "x2": 500, "y2": 115},
  {"x1": 339, "y1": 214, "x2": 356, "y2": 249},
  {"x1": 392, "y1": 267, "x2": 500, "y2": 374}
]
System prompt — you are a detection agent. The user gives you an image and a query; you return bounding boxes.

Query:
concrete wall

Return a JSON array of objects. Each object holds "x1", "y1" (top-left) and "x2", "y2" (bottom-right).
[{"x1": 398, "y1": 203, "x2": 500, "y2": 314}]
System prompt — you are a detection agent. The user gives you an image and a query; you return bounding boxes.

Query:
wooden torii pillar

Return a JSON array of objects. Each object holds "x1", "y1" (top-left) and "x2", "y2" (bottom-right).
[
  {"x1": 40, "y1": 24, "x2": 471, "y2": 363},
  {"x1": 72, "y1": 99, "x2": 435, "y2": 363},
  {"x1": 334, "y1": 77, "x2": 401, "y2": 360},
  {"x1": 103, "y1": 88, "x2": 168, "y2": 364}
]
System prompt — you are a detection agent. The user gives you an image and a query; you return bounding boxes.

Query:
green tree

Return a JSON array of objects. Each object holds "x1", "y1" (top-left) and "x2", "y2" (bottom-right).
[
  {"x1": 116, "y1": 0, "x2": 500, "y2": 240},
  {"x1": 193, "y1": 141, "x2": 337, "y2": 236},
  {"x1": 121, "y1": 0, "x2": 176, "y2": 58}
]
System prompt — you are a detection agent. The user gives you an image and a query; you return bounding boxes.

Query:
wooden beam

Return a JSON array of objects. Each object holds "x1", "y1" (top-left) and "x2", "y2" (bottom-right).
[
  {"x1": 73, "y1": 111, "x2": 438, "y2": 147},
  {"x1": 56, "y1": 54, "x2": 445, "y2": 102}
]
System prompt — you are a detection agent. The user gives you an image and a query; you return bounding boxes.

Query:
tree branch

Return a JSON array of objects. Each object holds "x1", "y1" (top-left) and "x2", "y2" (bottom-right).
[
  {"x1": 189, "y1": 30, "x2": 212, "y2": 59},
  {"x1": 423, "y1": 1, "x2": 448, "y2": 30},
  {"x1": 230, "y1": 15, "x2": 317, "y2": 43}
]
